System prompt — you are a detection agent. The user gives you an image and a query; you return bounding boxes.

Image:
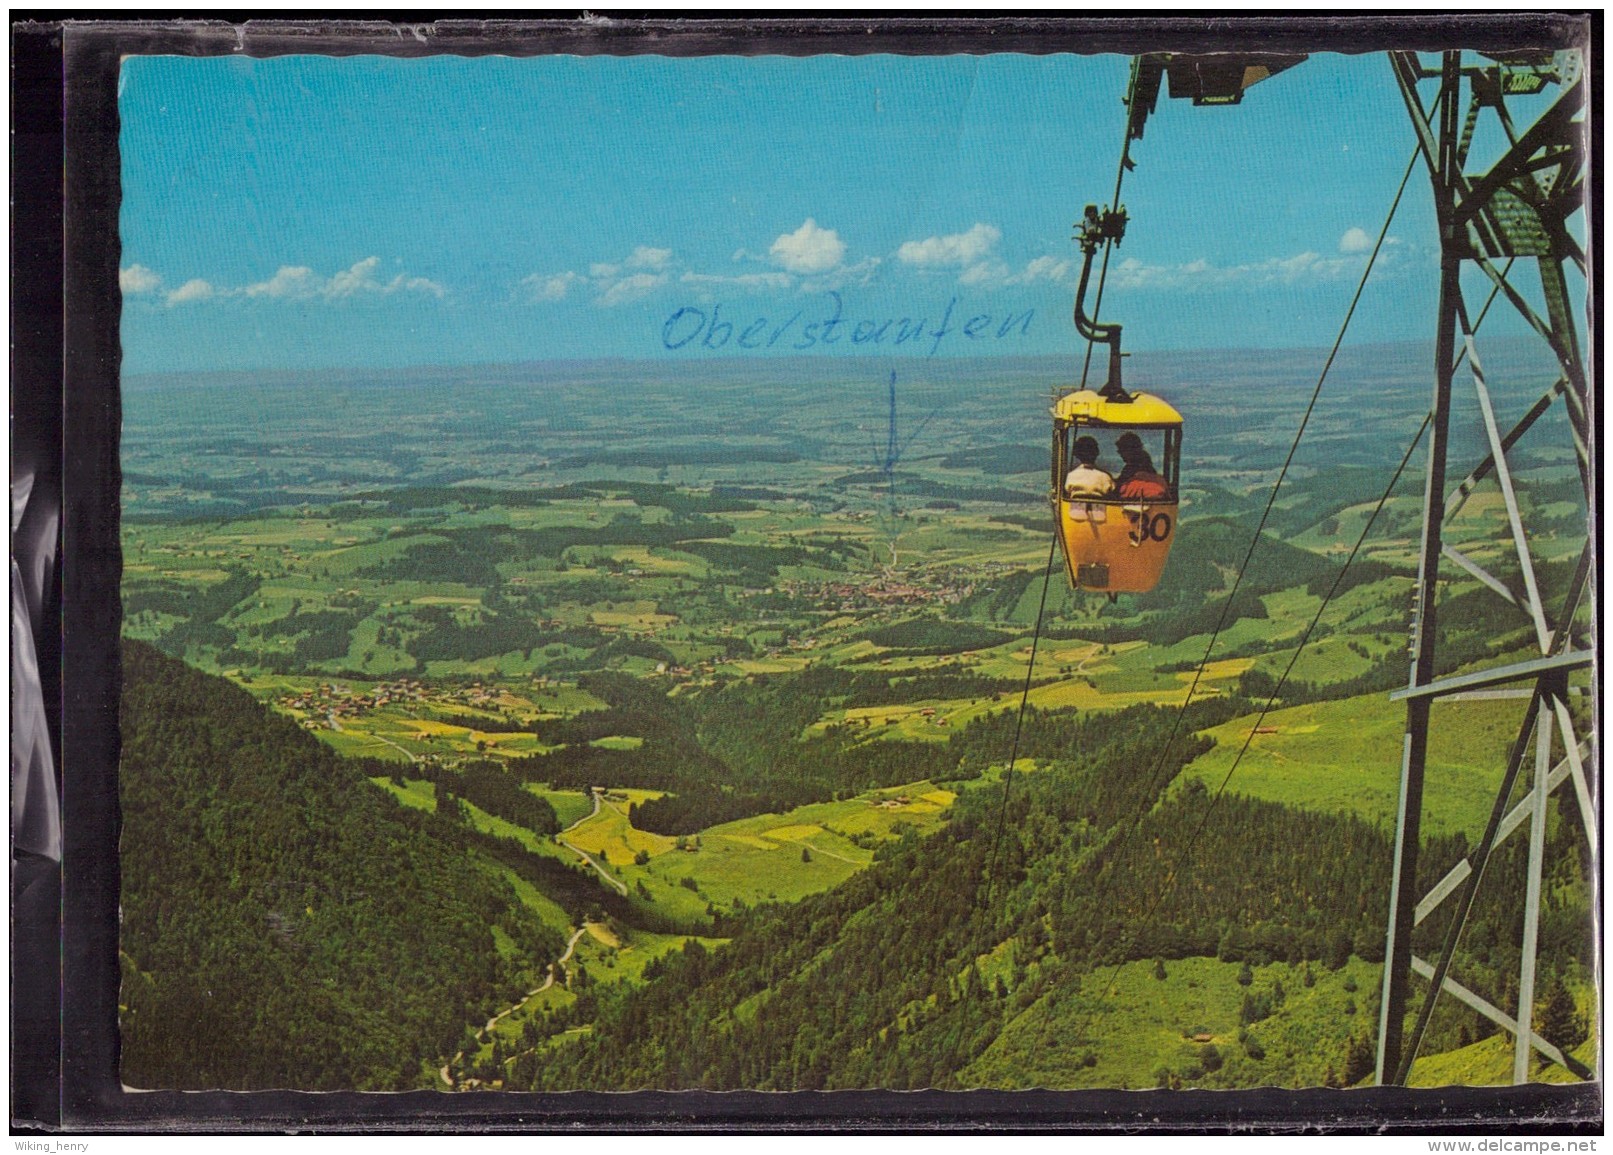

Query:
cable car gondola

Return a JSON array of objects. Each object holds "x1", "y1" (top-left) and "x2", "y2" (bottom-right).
[{"x1": 1051, "y1": 204, "x2": 1181, "y2": 596}]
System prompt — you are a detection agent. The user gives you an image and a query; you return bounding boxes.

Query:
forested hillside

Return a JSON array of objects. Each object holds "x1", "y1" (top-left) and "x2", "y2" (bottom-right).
[
  {"x1": 119, "y1": 641, "x2": 566, "y2": 1090},
  {"x1": 523, "y1": 699, "x2": 1594, "y2": 1091},
  {"x1": 524, "y1": 704, "x2": 1327, "y2": 1089},
  {"x1": 117, "y1": 345, "x2": 1594, "y2": 1093}
]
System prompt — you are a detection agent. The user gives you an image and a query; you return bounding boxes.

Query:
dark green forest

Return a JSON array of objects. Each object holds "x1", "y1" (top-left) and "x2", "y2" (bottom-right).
[
  {"x1": 521, "y1": 700, "x2": 1593, "y2": 1090},
  {"x1": 118, "y1": 642, "x2": 567, "y2": 1090},
  {"x1": 119, "y1": 592, "x2": 1596, "y2": 1093},
  {"x1": 116, "y1": 343, "x2": 1593, "y2": 1093},
  {"x1": 505, "y1": 668, "x2": 991, "y2": 834}
]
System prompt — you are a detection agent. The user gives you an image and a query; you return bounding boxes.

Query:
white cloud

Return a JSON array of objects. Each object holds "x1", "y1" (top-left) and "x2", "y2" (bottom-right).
[
  {"x1": 1106, "y1": 249, "x2": 1380, "y2": 292},
  {"x1": 769, "y1": 219, "x2": 846, "y2": 275},
  {"x1": 1339, "y1": 227, "x2": 1372, "y2": 254},
  {"x1": 679, "y1": 271, "x2": 794, "y2": 292},
  {"x1": 1011, "y1": 255, "x2": 1073, "y2": 285},
  {"x1": 164, "y1": 279, "x2": 214, "y2": 305},
  {"x1": 120, "y1": 265, "x2": 161, "y2": 294},
  {"x1": 897, "y1": 223, "x2": 1002, "y2": 269},
  {"x1": 243, "y1": 265, "x2": 318, "y2": 299},
  {"x1": 625, "y1": 246, "x2": 673, "y2": 270},
  {"x1": 326, "y1": 256, "x2": 384, "y2": 298},
  {"x1": 942, "y1": 251, "x2": 1073, "y2": 291},
  {"x1": 522, "y1": 271, "x2": 582, "y2": 302},
  {"x1": 524, "y1": 244, "x2": 684, "y2": 306},
  {"x1": 957, "y1": 259, "x2": 1011, "y2": 287},
  {"x1": 523, "y1": 229, "x2": 893, "y2": 306},
  {"x1": 565, "y1": 246, "x2": 679, "y2": 305},
  {"x1": 238, "y1": 258, "x2": 443, "y2": 302},
  {"x1": 1273, "y1": 252, "x2": 1322, "y2": 279},
  {"x1": 800, "y1": 256, "x2": 881, "y2": 294},
  {"x1": 597, "y1": 271, "x2": 668, "y2": 307},
  {"x1": 386, "y1": 273, "x2": 447, "y2": 298}
]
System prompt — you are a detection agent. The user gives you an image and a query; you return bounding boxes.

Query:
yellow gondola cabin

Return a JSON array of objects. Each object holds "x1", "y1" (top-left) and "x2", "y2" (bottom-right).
[{"x1": 1051, "y1": 389, "x2": 1182, "y2": 594}]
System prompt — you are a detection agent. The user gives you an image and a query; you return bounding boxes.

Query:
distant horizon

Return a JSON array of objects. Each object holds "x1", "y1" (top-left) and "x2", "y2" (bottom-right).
[
  {"x1": 120, "y1": 335, "x2": 1465, "y2": 386},
  {"x1": 117, "y1": 52, "x2": 1579, "y2": 376}
]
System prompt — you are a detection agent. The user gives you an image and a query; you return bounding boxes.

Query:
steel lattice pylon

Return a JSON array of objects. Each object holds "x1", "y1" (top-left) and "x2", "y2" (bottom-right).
[{"x1": 1375, "y1": 48, "x2": 1595, "y2": 1087}]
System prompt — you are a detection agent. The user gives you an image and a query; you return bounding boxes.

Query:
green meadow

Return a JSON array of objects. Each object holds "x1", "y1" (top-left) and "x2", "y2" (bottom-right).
[
  {"x1": 1177, "y1": 690, "x2": 1529, "y2": 839},
  {"x1": 120, "y1": 350, "x2": 1593, "y2": 1093}
]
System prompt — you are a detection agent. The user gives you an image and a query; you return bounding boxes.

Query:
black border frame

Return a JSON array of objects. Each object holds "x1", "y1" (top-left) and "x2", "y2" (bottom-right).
[{"x1": 13, "y1": 13, "x2": 1602, "y2": 1134}]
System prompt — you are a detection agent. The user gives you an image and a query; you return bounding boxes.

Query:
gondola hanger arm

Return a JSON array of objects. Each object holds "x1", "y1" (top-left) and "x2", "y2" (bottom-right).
[{"x1": 1071, "y1": 203, "x2": 1131, "y2": 403}]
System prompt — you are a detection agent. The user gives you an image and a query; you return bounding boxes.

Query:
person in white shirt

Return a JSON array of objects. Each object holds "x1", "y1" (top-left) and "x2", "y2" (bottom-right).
[{"x1": 1064, "y1": 435, "x2": 1115, "y2": 498}]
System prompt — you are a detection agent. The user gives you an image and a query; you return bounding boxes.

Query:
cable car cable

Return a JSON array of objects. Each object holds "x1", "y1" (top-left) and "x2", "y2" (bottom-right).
[
  {"x1": 1072, "y1": 410, "x2": 1432, "y2": 1043},
  {"x1": 1060, "y1": 140, "x2": 1513, "y2": 1027},
  {"x1": 1072, "y1": 144, "x2": 1422, "y2": 934},
  {"x1": 1061, "y1": 263, "x2": 1512, "y2": 1046},
  {"x1": 1027, "y1": 142, "x2": 1422, "y2": 1022},
  {"x1": 1199, "y1": 414, "x2": 1430, "y2": 817},
  {"x1": 1079, "y1": 65, "x2": 1142, "y2": 392},
  {"x1": 981, "y1": 535, "x2": 1060, "y2": 908}
]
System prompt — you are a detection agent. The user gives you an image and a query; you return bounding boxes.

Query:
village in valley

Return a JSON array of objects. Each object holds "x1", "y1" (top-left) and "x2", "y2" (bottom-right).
[{"x1": 118, "y1": 343, "x2": 1592, "y2": 1094}]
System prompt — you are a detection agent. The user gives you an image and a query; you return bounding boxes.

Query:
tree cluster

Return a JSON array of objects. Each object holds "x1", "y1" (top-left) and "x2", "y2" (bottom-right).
[{"x1": 119, "y1": 641, "x2": 564, "y2": 1091}]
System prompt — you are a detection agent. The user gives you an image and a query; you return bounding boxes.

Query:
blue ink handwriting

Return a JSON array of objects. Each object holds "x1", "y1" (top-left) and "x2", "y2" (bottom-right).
[{"x1": 662, "y1": 292, "x2": 1033, "y2": 357}]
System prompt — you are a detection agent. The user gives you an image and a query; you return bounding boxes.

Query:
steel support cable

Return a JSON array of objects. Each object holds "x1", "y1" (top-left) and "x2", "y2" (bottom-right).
[
  {"x1": 1180, "y1": 413, "x2": 1431, "y2": 855},
  {"x1": 991, "y1": 64, "x2": 1144, "y2": 909},
  {"x1": 1074, "y1": 410, "x2": 1432, "y2": 1042},
  {"x1": 1082, "y1": 143, "x2": 1424, "y2": 924},
  {"x1": 1002, "y1": 62, "x2": 1138, "y2": 904},
  {"x1": 982, "y1": 534, "x2": 1060, "y2": 907},
  {"x1": 1077, "y1": 200, "x2": 1510, "y2": 1039},
  {"x1": 1079, "y1": 69, "x2": 1140, "y2": 391},
  {"x1": 1060, "y1": 144, "x2": 1419, "y2": 1036}
]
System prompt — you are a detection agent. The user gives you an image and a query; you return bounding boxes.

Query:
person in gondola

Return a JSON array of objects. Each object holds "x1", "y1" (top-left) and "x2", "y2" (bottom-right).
[
  {"x1": 1115, "y1": 431, "x2": 1169, "y2": 500},
  {"x1": 1063, "y1": 435, "x2": 1115, "y2": 498}
]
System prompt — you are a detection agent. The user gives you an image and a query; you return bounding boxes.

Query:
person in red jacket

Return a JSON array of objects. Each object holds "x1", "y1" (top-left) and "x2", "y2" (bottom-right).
[{"x1": 1115, "y1": 432, "x2": 1169, "y2": 500}]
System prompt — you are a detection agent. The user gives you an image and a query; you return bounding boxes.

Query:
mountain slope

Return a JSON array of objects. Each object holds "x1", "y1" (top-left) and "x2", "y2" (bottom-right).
[
  {"x1": 119, "y1": 641, "x2": 566, "y2": 1090},
  {"x1": 520, "y1": 702, "x2": 1401, "y2": 1090}
]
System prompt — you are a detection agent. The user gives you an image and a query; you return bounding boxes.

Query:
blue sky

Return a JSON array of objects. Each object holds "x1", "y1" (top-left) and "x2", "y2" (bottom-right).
[{"x1": 119, "y1": 50, "x2": 1545, "y2": 374}]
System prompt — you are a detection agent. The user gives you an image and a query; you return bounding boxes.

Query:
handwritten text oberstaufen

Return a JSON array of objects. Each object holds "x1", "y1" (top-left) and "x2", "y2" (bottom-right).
[{"x1": 661, "y1": 292, "x2": 1032, "y2": 357}]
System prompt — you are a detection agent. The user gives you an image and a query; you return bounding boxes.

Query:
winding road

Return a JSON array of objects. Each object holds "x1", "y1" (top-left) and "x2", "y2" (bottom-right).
[
  {"x1": 440, "y1": 925, "x2": 589, "y2": 1089},
  {"x1": 556, "y1": 790, "x2": 629, "y2": 895},
  {"x1": 369, "y1": 732, "x2": 418, "y2": 762},
  {"x1": 564, "y1": 789, "x2": 602, "y2": 832},
  {"x1": 437, "y1": 790, "x2": 633, "y2": 1088},
  {"x1": 780, "y1": 836, "x2": 861, "y2": 866}
]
